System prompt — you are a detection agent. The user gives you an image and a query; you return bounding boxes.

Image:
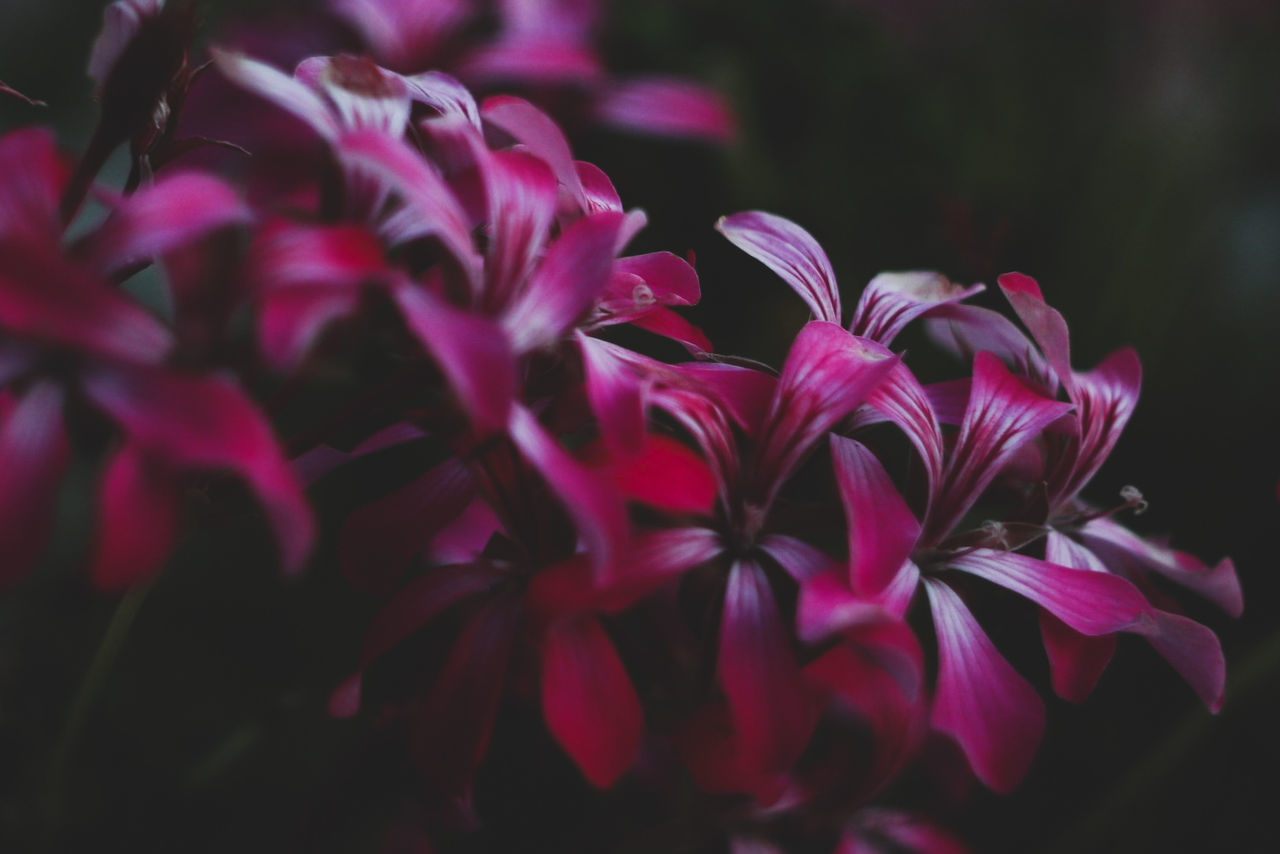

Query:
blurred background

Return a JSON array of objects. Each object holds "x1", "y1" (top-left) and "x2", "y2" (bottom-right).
[{"x1": 2, "y1": 0, "x2": 1278, "y2": 851}]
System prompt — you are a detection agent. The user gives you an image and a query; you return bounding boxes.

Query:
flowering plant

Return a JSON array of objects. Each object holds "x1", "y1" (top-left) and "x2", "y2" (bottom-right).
[{"x1": 0, "y1": 2, "x2": 1240, "y2": 851}]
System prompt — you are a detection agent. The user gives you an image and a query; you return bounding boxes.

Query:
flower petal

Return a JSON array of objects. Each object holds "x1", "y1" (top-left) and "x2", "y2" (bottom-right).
[
  {"x1": 541, "y1": 615, "x2": 643, "y2": 787},
  {"x1": 89, "y1": 442, "x2": 183, "y2": 590},
  {"x1": 0, "y1": 127, "x2": 67, "y2": 241},
  {"x1": 1079, "y1": 517, "x2": 1243, "y2": 617},
  {"x1": 717, "y1": 211, "x2": 841, "y2": 323},
  {"x1": 996, "y1": 272, "x2": 1073, "y2": 394},
  {"x1": 758, "y1": 533, "x2": 835, "y2": 583},
  {"x1": 850, "y1": 272, "x2": 983, "y2": 346},
  {"x1": 389, "y1": 281, "x2": 516, "y2": 432},
  {"x1": 211, "y1": 48, "x2": 340, "y2": 141},
  {"x1": 593, "y1": 76, "x2": 735, "y2": 143},
  {"x1": 753, "y1": 323, "x2": 898, "y2": 507},
  {"x1": 478, "y1": 148, "x2": 558, "y2": 312},
  {"x1": 857, "y1": 362, "x2": 946, "y2": 512},
  {"x1": 1129, "y1": 609, "x2": 1226, "y2": 713},
  {"x1": 339, "y1": 458, "x2": 475, "y2": 592},
  {"x1": 481, "y1": 95, "x2": 587, "y2": 211},
  {"x1": 946, "y1": 548, "x2": 1148, "y2": 636},
  {"x1": 85, "y1": 172, "x2": 252, "y2": 275},
  {"x1": 1038, "y1": 610, "x2": 1116, "y2": 703},
  {"x1": 590, "y1": 434, "x2": 717, "y2": 515},
  {"x1": 332, "y1": 0, "x2": 469, "y2": 72},
  {"x1": 0, "y1": 383, "x2": 68, "y2": 589},
  {"x1": 502, "y1": 210, "x2": 625, "y2": 352},
  {"x1": 404, "y1": 69, "x2": 481, "y2": 127},
  {"x1": 924, "y1": 303, "x2": 1052, "y2": 390},
  {"x1": 1052, "y1": 347, "x2": 1141, "y2": 503},
  {"x1": 924, "y1": 579, "x2": 1044, "y2": 793},
  {"x1": 831, "y1": 435, "x2": 921, "y2": 598},
  {"x1": 719, "y1": 559, "x2": 818, "y2": 774},
  {"x1": 924, "y1": 352, "x2": 1072, "y2": 543},
  {"x1": 83, "y1": 365, "x2": 314, "y2": 574}
]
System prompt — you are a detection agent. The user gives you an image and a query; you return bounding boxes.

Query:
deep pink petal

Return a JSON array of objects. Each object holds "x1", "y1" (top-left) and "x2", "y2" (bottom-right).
[
  {"x1": 924, "y1": 302, "x2": 1053, "y2": 390},
  {"x1": 719, "y1": 560, "x2": 818, "y2": 774},
  {"x1": 946, "y1": 548, "x2": 1148, "y2": 636},
  {"x1": 1052, "y1": 347, "x2": 1141, "y2": 503},
  {"x1": 593, "y1": 76, "x2": 735, "y2": 143},
  {"x1": 924, "y1": 352, "x2": 1072, "y2": 543},
  {"x1": 294, "y1": 55, "x2": 411, "y2": 136},
  {"x1": 332, "y1": 0, "x2": 469, "y2": 72},
  {"x1": 997, "y1": 272, "x2": 1074, "y2": 394},
  {"x1": 89, "y1": 442, "x2": 183, "y2": 590},
  {"x1": 404, "y1": 70, "x2": 481, "y2": 127},
  {"x1": 389, "y1": 281, "x2": 515, "y2": 432},
  {"x1": 858, "y1": 362, "x2": 946, "y2": 511},
  {"x1": 0, "y1": 240, "x2": 173, "y2": 364},
  {"x1": 831, "y1": 435, "x2": 921, "y2": 597},
  {"x1": 502, "y1": 210, "x2": 625, "y2": 352},
  {"x1": 575, "y1": 160, "x2": 623, "y2": 214},
  {"x1": 577, "y1": 333, "x2": 646, "y2": 452},
  {"x1": 850, "y1": 272, "x2": 983, "y2": 346},
  {"x1": 459, "y1": 39, "x2": 601, "y2": 87},
  {"x1": 924, "y1": 579, "x2": 1044, "y2": 793},
  {"x1": 541, "y1": 615, "x2": 642, "y2": 787},
  {"x1": 339, "y1": 458, "x2": 474, "y2": 592},
  {"x1": 481, "y1": 95, "x2": 587, "y2": 211},
  {"x1": 591, "y1": 251, "x2": 701, "y2": 325},
  {"x1": 85, "y1": 172, "x2": 252, "y2": 274},
  {"x1": 413, "y1": 596, "x2": 518, "y2": 802},
  {"x1": 247, "y1": 220, "x2": 386, "y2": 290},
  {"x1": 1079, "y1": 517, "x2": 1242, "y2": 617},
  {"x1": 753, "y1": 323, "x2": 898, "y2": 507},
  {"x1": 507, "y1": 403, "x2": 628, "y2": 572},
  {"x1": 259, "y1": 286, "x2": 362, "y2": 370},
  {"x1": 1129, "y1": 609, "x2": 1226, "y2": 713},
  {"x1": 759, "y1": 533, "x2": 835, "y2": 583},
  {"x1": 628, "y1": 306, "x2": 713, "y2": 353},
  {"x1": 1039, "y1": 610, "x2": 1116, "y2": 703},
  {"x1": 590, "y1": 434, "x2": 717, "y2": 515},
  {"x1": 717, "y1": 211, "x2": 841, "y2": 323},
  {"x1": 0, "y1": 127, "x2": 67, "y2": 241},
  {"x1": 673, "y1": 361, "x2": 776, "y2": 435},
  {"x1": 83, "y1": 365, "x2": 314, "y2": 574},
  {"x1": 0, "y1": 383, "x2": 68, "y2": 589}
]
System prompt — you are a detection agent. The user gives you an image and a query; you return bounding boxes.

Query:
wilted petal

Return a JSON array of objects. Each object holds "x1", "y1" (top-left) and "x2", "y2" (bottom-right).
[
  {"x1": 83, "y1": 365, "x2": 314, "y2": 574},
  {"x1": 1079, "y1": 516, "x2": 1242, "y2": 617},
  {"x1": 89, "y1": 442, "x2": 183, "y2": 590},
  {"x1": 946, "y1": 548, "x2": 1148, "y2": 636},
  {"x1": 507, "y1": 403, "x2": 628, "y2": 572},
  {"x1": 85, "y1": 172, "x2": 252, "y2": 275},
  {"x1": 717, "y1": 211, "x2": 841, "y2": 323},
  {"x1": 924, "y1": 352, "x2": 1072, "y2": 543},
  {"x1": 339, "y1": 458, "x2": 474, "y2": 591},
  {"x1": 1129, "y1": 609, "x2": 1226, "y2": 713},
  {"x1": 211, "y1": 48, "x2": 340, "y2": 141},
  {"x1": 719, "y1": 560, "x2": 817, "y2": 774},
  {"x1": 541, "y1": 615, "x2": 642, "y2": 787},
  {"x1": 390, "y1": 281, "x2": 516, "y2": 432},
  {"x1": 502, "y1": 210, "x2": 624, "y2": 352},
  {"x1": 0, "y1": 241, "x2": 173, "y2": 364},
  {"x1": 0, "y1": 383, "x2": 69, "y2": 589},
  {"x1": 481, "y1": 95, "x2": 587, "y2": 211},
  {"x1": 0, "y1": 127, "x2": 67, "y2": 241},
  {"x1": 850, "y1": 272, "x2": 983, "y2": 346},
  {"x1": 593, "y1": 76, "x2": 735, "y2": 143},
  {"x1": 924, "y1": 579, "x2": 1044, "y2": 793},
  {"x1": 831, "y1": 435, "x2": 921, "y2": 597},
  {"x1": 753, "y1": 323, "x2": 898, "y2": 507}
]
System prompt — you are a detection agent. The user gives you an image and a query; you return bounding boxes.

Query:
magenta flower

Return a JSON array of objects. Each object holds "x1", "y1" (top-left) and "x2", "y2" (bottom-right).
[
  {"x1": 721, "y1": 210, "x2": 1234, "y2": 793},
  {"x1": 0, "y1": 127, "x2": 312, "y2": 589}
]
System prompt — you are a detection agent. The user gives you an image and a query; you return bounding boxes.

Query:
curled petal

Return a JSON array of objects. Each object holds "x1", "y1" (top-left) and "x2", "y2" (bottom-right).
[
  {"x1": 850, "y1": 272, "x2": 983, "y2": 346},
  {"x1": 858, "y1": 362, "x2": 946, "y2": 511},
  {"x1": 1039, "y1": 609, "x2": 1116, "y2": 703},
  {"x1": 1079, "y1": 517, "x2": 1242, "y2": 618},
  {"x1": 541, "y1": 616, "x2": 643, "y2": 787},
  {"x1": 404, "y1": 70, "x2": 481, "y2": 127},
  {"x1": 0, "y1": 383, "x2": 69, "y2": 589},
  {"x1": 924, "y1": 303, "x2": 1052, "y2": 390},
  {"x1": 481, "y1": 95, "x2": 587, "y2": 211},
  {"x1": 717, "y1": 211, "x2": 841, "y2": 323},
  {"x1": 924, "y1": 579, "x2": 1044, "y2": 793},
  {"x1": 1052, "y1": 347, "x2": 1141, "y2": 503},
  {"x1": 997, "y1": 272, "x2": 1073, "y2": 394}
]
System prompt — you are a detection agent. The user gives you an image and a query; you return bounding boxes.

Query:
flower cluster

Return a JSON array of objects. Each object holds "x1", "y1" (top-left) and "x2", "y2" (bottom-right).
[{"x1": 0, "y1": 2, "x2": 1238, "y2": 851}]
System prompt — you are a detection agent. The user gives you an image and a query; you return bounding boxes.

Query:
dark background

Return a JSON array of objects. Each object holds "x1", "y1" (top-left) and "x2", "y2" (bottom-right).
[{"x1": 2, "y1": 0, "x2": 1278, "y2": 851}]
